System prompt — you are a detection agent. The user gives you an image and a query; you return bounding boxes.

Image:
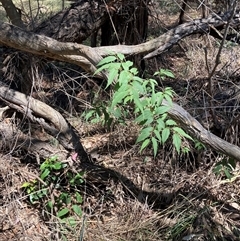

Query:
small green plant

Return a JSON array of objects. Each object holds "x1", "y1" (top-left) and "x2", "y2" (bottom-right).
[
  {"x1": 22, "y1": 156, "x2": 84, "y2": 225},
  {"x1": 213, "y1": 158, "x2": 236, "y2": 180},
  {"x1": 83, "y1": 53, "x2": 192, "y2": 157}
]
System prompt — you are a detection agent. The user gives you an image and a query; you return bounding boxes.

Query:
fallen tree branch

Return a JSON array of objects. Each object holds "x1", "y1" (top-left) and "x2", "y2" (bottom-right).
[
  {"x1": 163, "y1": 100, "x2": 240, "y2": 161},
  {"x1": 0, "y1": 82, "x2": 89, "y2": 162},
  {"x1": 1, "y1": 10, "x2": 240, "y2": 76}
]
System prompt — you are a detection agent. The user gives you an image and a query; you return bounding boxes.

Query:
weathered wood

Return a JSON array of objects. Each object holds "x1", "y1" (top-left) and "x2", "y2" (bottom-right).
[
  {"x1": 163, "y1": 100, "x2": 240, "y2": 161},
  {"x1": 1, "y1": 10, "x2": 240, "y2": 75},
  {"x1": 0, "y1": 119, "x2": 68, "y2": 160},
  {"x1": 0, "y1": 82, "x2": 89, "y2": 162}
]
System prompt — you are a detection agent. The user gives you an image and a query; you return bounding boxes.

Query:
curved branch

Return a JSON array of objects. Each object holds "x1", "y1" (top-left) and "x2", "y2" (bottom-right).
[
  {"x1": 163, "y1": 100, "x2": 240, "y2": 161},
  {"x1": 0, "y1": 82, "x2": 89, "y2": 161}
]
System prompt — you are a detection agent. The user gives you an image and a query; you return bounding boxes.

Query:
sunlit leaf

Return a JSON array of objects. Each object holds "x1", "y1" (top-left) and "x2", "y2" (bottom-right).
[
  {"x1": 165, "y1": 119, "x2": 177, "y2": 126},
  {"x1": 173, "y1": 127, "x2": 193, "y2": 140},
  {"x1": 136, "y1": 127, "x2": 153, "y2": 143},
  {"x1": 140, "y1": 138, "x2": 150, "y2": 152},
  {"x1": 173, "y1": 133, "x2": 181, "y2": 153},
  {"x1": 57, "y1": 208, "x2": 70, "y2": 218},
  {"x1": 152, "y1": 136, "x2": 158, "y2": 157},
  {"x1": 40, "y1": 169, "x2": 50, "y2": 180},
  {"x1": 72, "y1": 205, "x2": 82, "y2": 217},
  {"x1": 162, "y1": 128, "x2": 170, "y2": 144},
  {"x1": 97, "y1": 56, "x2": 117, "y2": 66}
]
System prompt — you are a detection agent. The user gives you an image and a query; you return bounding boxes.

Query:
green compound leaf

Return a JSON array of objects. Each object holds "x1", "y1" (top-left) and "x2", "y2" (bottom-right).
[
  {"x1": 173, "y1": 127, "x2": 193, "y2": 140},
  {"x1": 97, "y1": 56, "x2": 117, "y2": 67},
  {"x1": 136, "y1": 127, "x2": 153, "y2": 143},
  {"x1": 162, "y1": 128, "x2": 170, "y2": 144},
  {"x1": 112, "y1": 91, "x2": 128, "y2": 107},
  {"x1": 173, "y1": 133, "x2": 182, "y2": 153},
  {"x1": 140, "y1": 138, "x2": 150, "y2": 152},
  {"x1": 152, "y1": 136, "x2": 158, "y2": 157},
  {"x1": 117, "y1": 53, "x2": 125, "y2": 61}
]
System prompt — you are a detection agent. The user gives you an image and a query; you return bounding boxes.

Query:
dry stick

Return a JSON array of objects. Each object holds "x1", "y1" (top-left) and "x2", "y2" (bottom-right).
[{"x1": 207, "y1": 0, "x2": 237, "y2": 128}]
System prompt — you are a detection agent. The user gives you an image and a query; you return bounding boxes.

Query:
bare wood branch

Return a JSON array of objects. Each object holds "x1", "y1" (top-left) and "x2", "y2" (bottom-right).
[
  {"x1": 0, "y1": 82, "x2": 89, "y2": 162},
  {"x1": 163, "y1": 100, "x2": 240, "y2": 161}
]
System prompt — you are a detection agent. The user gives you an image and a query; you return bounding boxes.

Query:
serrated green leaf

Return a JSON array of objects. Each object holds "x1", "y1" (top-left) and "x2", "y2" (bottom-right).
[
  {"x1": 136, "y1": 127, "x2": 153, "y2": 143},
  {"x1": 132, "y1": 80, "x2": 144, "y2": 94},
  {"x1": 156, "y1": 92, "x2": 163, "y2": 105},
  {"x1": 140, "y1": 138, "x2": 150, "y2": 152},
  {"x1": 112, "y1": 91, "x2": 128, "y2": 107},
  {"x1": 57, "y1": 208, "x2": 70, "y2": 218},
  {"x1": 173, "y1": 127, "x2": 193, "y2": 140},
  {"x1": 135, "y1": 113, "x2": 147, "y2": 124},
  {"x1": 173, "y1": 133, "x2": 181, "y2": 153},
  {"x1": 156, "y1": 118, "x2": 165, "y2": 129},
  {"x1": 72, "y1": 205, "x2": 82, "y2": 217},
  {"x1": 130, "y1": 67, "x2": 138, "y2": 75},
  {"x1": 106, "y1": 68, "x2": 119, "y2": 88},
  {"x1": 118, "y1": 70, "x2": 131, "y2": 85},
  {"x1": 94, "y1": 63, "x2": 112, "y2": 75},
  {"x1": 165, "y1": 119, "x2": 177, "y2": 126},
  {"x1": 153, "y1": 130, "x2": 162, "y2": 143},
  {"x1": 162, "y1": 128, "x2": 170, "y2": 144},
  {"x1": 164, "y1": 94, "x2": 173, "y2": 105},
  {"x1": 132, "y1": 90, "x2": 144, "y2": 113},
  {"x1": 152, "y1": 137, "x2": 158, "y2": 157},
  {"x1": 117, "y1": 53, "x2": 125, "y2": 61},
  {"x1": 122, "y1": 61, "x2": 133, "y2": 71},
  {"x1": 97, "y1": 56, "x2": 117, "y2": 66},
  {"x1": 155, "y1": 106, "x2": 170, "y2": 115}
]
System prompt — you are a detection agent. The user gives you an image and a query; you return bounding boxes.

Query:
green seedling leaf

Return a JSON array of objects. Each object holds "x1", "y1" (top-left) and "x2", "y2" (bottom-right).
[
  {"x1": 57, "y1": 208, "x2": 70, "y2": 218},
  {"x1": 173, "y1": 127, "x2": 193, "y2": 140},
  {"x1": 136, "y1": 127, "x2": 153, "y2": 143},
  {"x1": 152, "y1": 136, "x2": 158, "y2": 157},
  {"x1": 173, "y1": 133, "x2": 181, "y2": 153},
  {"x1": 97, "y1": 56, "x2": 117, "y2": 66},
  {"x1": 75, "y1": 192, "x2": 83, "y2": 203},
  {"x1": 49, "y1": 155, "x2": 58, "y2": 162},
  {"x1": 66, "y1": 216, "x2": 77, "y2": 227},
  {"x1": 166, "y1": 119, "x2": 177, "y2": 126},
  {"x1": 40, "y1": 169, "x2": 50, "y2": 180},
  {"x1": 162, "y1": 128, "x2": 170, "y2": 144},
  {"x1": 117, "y1": 53, "x2": 125, "y2": 61},
  {"x1": 72, "y1": 205, "x2": 82, "y2": 217},
  {"x1": 122, "y1": 60, "x2": 133, "y2": 71},
  {"x1": 153, "y1": 130, "x2": 161, "y2": 143},
  {"x1": 112, "y1": 91, "x2": 128, "y2": 107},
  {"x1": 140, "y1": 138, "x2": 150, "y2": 152},
  {"x1": 52, "y1": 162, "x2": 63, "y2": 170}
]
